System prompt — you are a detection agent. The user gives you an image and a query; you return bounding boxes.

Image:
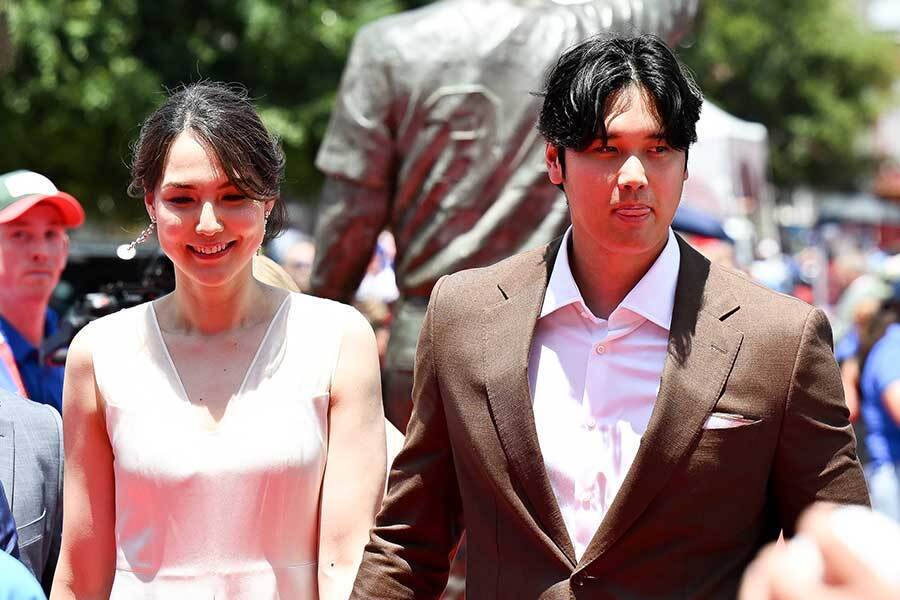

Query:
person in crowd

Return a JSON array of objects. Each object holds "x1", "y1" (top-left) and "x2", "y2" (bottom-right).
[
  {"x1": 253, "y1": 253, "x2": 301, "y2": 293},
  {"x1": 0, "y1": 551, "x2": 47, "y2": 600},
  {"x1": 0, "y1": 388, "x2": 63, "y2": 594},
  {"x1": 354, "y1": 232, "x2": 399, "y2": 306},
  {"x1": 353, "y1": 298, "x2": 392, "y2": 368},
  {"x1": 857, "y1": 292, "x2": 900, "y2": 521},
  {"x1": 0, "y1": 481, "x2": 18, "y2": 558},
  {"x1": 51, "y1": 82, "x2": 386, "y2": 599},
  {"x1": 278, "y1": 232, "x2": 316, "y2": 294},
  {"x1": 311, "y1": 0, "x2": 700, "y2": 433},
  {"x1": 836, "y1": 295, "x2": 884, "y2": 425},
  {"x1": 0, "y1": 171, "x2": 85, "y2": 413},
  {"x1": 349, "y1": 34, "x2": 869, "y2": 599},
  {"x1": 739, "y1": 502, "x2": 900, "y2": 600}
]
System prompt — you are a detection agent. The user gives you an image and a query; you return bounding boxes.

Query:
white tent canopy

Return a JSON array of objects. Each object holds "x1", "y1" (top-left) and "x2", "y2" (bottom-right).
[{"x1": 681, "y1": 101, "x2": 770, "y2": 221}]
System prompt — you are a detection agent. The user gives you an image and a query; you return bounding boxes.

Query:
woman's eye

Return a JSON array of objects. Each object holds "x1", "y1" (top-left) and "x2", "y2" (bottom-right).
[
  {"x1": 166, "y1": 196, "x2": 193, "y2": 205},
  {"x1": 223, "y1": 194, "x2": 246, "y2": 202}
]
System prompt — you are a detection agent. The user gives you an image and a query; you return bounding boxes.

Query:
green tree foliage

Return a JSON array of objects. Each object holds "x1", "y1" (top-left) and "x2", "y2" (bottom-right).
[
  {"x1": 0, "y1": 0, "x2": 411, "y2": 222},
  {"x1": 679, "y1": 0, "x2": 898, "y2": 192}
]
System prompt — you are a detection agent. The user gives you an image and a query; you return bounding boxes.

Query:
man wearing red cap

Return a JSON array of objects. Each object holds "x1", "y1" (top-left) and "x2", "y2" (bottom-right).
[{"x1": 0, "y1": 170, "x2": 84, "y2": 413}]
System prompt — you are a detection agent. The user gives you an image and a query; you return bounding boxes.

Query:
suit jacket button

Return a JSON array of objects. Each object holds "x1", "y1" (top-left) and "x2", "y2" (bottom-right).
[{"x1": 572, "y1": 574, "x2": 584, "y2": 587}]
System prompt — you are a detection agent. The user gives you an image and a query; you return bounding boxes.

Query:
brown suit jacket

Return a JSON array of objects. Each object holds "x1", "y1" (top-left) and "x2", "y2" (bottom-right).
[{"x1": 351, "y1": 236, "x2": 869, "y2": 599}]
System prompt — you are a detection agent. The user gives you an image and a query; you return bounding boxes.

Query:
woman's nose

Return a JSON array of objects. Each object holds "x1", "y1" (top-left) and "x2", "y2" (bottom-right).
[{"x1": 196, "y1": 201, "x2": 224, "y2": 236}]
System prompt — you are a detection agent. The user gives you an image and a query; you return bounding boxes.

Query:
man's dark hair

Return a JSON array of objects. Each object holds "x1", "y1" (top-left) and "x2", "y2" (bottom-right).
[
  {"x1": 128, "y1": 81, "x2": 286, "y2": 242},
  {"x1": 538, "y1": 34, "x2": 703, "y2": 170}
]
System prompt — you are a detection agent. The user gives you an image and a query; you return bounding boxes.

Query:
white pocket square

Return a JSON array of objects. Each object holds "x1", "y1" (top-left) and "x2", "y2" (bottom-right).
[{"x1": 703, "y1": 412, "x2": 761, "y2": 430}]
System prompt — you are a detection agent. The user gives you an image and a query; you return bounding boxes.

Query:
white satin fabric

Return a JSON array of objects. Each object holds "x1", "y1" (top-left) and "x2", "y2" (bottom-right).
[{"x1": 89, "y1": 292, "x2": 356, "y2": 599}]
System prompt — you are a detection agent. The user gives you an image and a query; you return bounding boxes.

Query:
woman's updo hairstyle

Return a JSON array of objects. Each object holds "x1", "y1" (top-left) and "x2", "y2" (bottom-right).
[{"x1": 128, "y1": 81, "x2": 286, "y2": 243}]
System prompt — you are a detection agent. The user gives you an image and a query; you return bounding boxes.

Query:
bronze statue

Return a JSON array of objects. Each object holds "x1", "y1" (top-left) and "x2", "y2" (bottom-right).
[{"x1": 313, "y1": 0, "x2": 700, "y2": 432}]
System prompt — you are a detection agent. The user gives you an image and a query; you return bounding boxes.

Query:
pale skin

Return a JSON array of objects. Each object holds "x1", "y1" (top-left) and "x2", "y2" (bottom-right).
[
  {"x1": 739, "y1": 503, "x2": 900, "y2": 600},
  {"x1": 0, "y1": 204, "x2": 70, "y2": 345},
  {"x1": 839, "y1": 359, "x2": 861, "y2": 423},
  {"x1": 545, "y1": 85, "x2": 689, "y2": 319},
  {"x1": 51, "y1": 131, "x2": 386, "y2": 599}
]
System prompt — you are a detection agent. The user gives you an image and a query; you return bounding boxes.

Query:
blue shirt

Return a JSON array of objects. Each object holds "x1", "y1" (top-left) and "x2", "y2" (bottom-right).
[
  {"x1": 860, "y1": 323, "x2": 900, "y2": 466},
  {"x1": 0, "y1": 311, "x2": 64, "y2": 414},
  {"x1": 0, "y1": 355, "x2": 19, "y2": 396},
  {"x1": 0, "y1": 552, "x2": 45, "y2": 600},
  {"x1": 834, "y1": 328, "x2": 860, "y2": 364}
]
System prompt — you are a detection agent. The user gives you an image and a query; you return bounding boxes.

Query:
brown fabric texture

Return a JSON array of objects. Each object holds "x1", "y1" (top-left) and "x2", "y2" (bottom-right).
[{"x1": 351, "y1": 235, "x2": 870, "y2": 600}]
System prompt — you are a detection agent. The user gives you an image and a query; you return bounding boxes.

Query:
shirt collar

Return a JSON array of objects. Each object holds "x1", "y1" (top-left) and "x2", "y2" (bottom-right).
[
  {"x1": 0, "y1": 309, "x2": 59, "y2": 363},
  {"x1": 540, "y1": 227, "x2": 681, "y2": 331}
]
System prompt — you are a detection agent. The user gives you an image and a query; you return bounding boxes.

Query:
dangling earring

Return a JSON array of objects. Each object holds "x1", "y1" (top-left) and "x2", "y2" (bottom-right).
[
  {"x1": 258, "y1": 211, "x2": 271, "y2": 255},
  {"x1": 129, "y1": 218, "x2": 156, "y2": 251},
  {"x1": 117, "y1": 217, "x2": 156, "y2": 260}
]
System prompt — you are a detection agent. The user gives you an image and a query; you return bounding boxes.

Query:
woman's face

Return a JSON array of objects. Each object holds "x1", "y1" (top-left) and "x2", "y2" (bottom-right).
[{"x1": 147, "y1": 130, "x2": 274, "y2": 289}]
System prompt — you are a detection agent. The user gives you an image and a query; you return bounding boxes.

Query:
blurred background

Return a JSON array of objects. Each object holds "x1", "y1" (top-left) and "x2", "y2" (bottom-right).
[{"x1": 1, "y1": 0, "x2": 899, "y2": 347}]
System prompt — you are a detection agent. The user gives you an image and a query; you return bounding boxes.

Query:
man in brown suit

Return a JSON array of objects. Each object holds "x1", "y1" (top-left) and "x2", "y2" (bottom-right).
[{"x1": 350, "y1": 35, "x2": 869, "y2": 599}]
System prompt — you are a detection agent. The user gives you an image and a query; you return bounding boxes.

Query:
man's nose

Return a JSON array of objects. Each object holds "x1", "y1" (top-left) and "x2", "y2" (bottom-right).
[
  {"x1": 196, "y1": 201, "x2": 224, "y2": 236},
  {"x1": 617, "y1": 155, "x2": 648, "y2": 192},
  {"x1": 30, "y1": 243, "x2": 49, "y2": 263},
  {"x1": 28, "y1": 237, "x2": 56, "y2": 263}
]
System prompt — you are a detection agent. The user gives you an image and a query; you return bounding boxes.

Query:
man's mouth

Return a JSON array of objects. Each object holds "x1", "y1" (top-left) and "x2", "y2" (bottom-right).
[
  {"x1": 613, "y1": 205, "x2": 652, "y2": 221},
  {"x1": 188, "y1": 241, "x2": 236, "y2": 258}
]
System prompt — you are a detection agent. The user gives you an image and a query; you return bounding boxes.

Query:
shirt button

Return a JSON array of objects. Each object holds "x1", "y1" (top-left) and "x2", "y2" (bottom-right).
[{"x1": 594, "y1": 344, "x2": 606, "y2": 355}]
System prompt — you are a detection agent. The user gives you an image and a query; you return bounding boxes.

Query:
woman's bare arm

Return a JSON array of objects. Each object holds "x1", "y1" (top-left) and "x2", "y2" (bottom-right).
[{"x1": 317, "y1": 310, "x2": 386, "y2": 600}]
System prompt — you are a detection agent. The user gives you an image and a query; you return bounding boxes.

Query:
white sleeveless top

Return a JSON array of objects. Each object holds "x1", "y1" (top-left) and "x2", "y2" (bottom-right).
[{"x1": 89, "y1": 292, "x2": 356, "y2": 599}]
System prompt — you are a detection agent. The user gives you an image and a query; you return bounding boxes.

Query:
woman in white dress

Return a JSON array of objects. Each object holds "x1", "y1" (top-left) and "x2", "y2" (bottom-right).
[{"x1": 51, "y1": 82, "x2": 386, "y2": 599}]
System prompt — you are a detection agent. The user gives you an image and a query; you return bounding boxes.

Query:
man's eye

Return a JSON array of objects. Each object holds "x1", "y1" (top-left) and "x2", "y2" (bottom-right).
[
  {"x1": 594, "y1": 146, "x2": 617, "y2": 154},
  {"x1": 651, "y1": 145, "x2": 670, "y2": 154},
  {"x1": 10, "y1": 231, "x2": 28, "y2": 241}
]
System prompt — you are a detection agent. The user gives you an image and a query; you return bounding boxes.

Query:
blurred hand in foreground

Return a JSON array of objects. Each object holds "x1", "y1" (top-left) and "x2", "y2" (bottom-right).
[{"x1": 739, "y1": 503, "x2": 900, "y2": 600}]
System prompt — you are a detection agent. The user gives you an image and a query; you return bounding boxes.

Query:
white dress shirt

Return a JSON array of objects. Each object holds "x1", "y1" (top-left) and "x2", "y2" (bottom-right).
[{"x1": 528, "y1": 227, "x2": 680, "y2": 560}]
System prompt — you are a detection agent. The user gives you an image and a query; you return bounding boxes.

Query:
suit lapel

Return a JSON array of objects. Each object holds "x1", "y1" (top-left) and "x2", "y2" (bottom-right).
[
  {"x1": 577, "y1": 238, "x2": 744, "y2": 569},
  {"x1": 0, "y1": 416, "x2": 14, "y2": 503},
  {"x1": 482, "y1": 239, "x2": 578, "y2": 567}
]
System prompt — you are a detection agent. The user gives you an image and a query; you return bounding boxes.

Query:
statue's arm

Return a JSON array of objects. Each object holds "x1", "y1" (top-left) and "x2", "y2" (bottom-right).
[
  {"x1": 312, "y1": 24, "x2": 397, "y2": 303},
  {"x1": 311, "y1": 177, "x2": 392, "y2": 303}
]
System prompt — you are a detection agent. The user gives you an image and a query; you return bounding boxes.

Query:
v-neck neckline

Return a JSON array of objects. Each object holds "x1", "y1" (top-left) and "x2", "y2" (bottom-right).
[{"x1": 148, "y1": 294, "x2": 291, "y2": 409}]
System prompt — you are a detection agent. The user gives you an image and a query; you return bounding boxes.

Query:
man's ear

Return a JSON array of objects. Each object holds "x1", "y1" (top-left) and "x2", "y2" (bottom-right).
[
  {"x1": 546, "y1": 144, "x2": 564, "y2": 186},
  {"x1": 683, "y1": 168, "x2": 689, "y2": 182}
]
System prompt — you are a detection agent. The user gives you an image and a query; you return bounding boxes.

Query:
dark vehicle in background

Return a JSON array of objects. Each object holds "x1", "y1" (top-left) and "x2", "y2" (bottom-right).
[{"x1": 45, "y1": 241, "x2": 174, "y2": 366}]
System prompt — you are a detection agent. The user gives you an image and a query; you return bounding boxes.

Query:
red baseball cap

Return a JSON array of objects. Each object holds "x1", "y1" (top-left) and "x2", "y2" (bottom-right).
[{"x1": 0, "y1": 170, "x2": 85, "y2": 227}]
